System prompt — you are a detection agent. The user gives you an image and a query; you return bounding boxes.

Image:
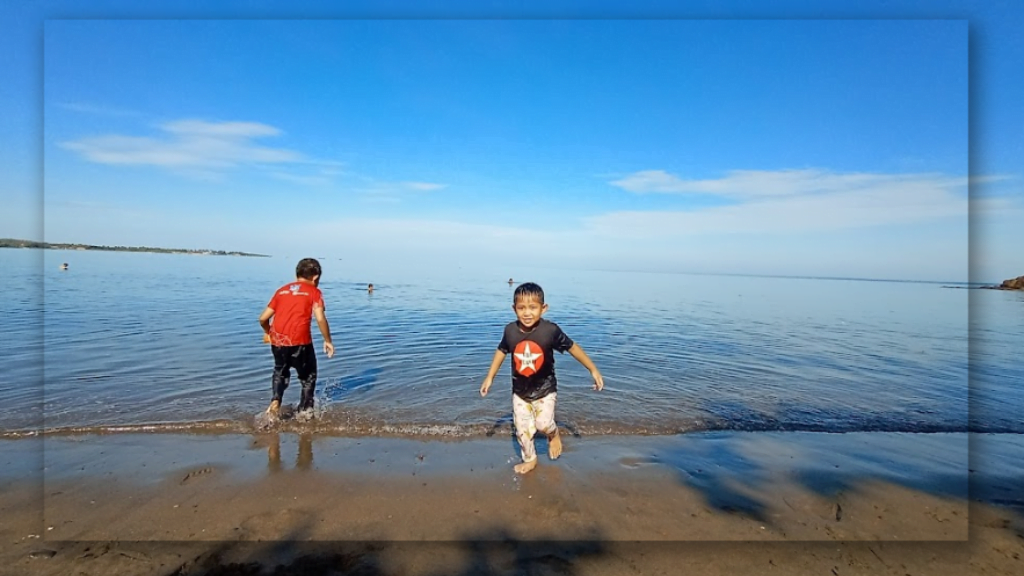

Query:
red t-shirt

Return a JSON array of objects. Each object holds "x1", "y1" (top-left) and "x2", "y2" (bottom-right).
[{"x1": 267, "y1": 281, "x2": 324, "y2": 347}]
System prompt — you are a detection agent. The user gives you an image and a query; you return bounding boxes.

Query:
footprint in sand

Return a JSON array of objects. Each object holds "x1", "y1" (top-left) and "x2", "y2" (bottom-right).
[{"x1": 180, "y1": 467, "x2": 215, "y2": 484}]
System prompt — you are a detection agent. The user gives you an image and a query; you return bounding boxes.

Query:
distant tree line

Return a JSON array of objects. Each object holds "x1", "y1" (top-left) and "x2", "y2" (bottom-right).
[{"x1": 0, "y1": 238, "x2": 269, "y2": 257}]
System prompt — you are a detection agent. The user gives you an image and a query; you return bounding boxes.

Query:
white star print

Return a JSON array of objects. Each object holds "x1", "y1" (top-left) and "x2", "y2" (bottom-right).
[{"x1": 515, "y1": 342, "x2": 542, "y2": 373}]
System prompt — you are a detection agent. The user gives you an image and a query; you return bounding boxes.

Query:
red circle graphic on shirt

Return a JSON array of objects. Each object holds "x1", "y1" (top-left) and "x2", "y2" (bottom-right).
[{"x1": 513, "y1": 340, "x2": 545, "y2": 377}]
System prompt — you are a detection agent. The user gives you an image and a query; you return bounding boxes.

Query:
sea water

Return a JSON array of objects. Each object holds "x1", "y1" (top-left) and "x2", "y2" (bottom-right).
[{"x1": 2, "y1": 248, "x2": 1020, "y2": 438}]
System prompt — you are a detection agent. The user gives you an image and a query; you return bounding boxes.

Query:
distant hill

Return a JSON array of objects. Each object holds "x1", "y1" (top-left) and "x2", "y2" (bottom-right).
[{"x1": 0, "y1": 238, "x2": 269, "y2": 258}]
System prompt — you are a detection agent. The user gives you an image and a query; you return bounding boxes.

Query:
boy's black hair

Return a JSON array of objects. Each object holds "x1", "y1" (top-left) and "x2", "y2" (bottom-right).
[
  {"x1": 295, "y1": 258, "x2": 322, "y2": 280},
  {"x1": 513, "y1": 282, "x2": 545, "y2": 304}
]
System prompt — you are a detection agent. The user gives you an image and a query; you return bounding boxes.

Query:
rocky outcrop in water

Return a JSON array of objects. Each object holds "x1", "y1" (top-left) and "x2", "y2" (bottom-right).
[{"x1": 987, "y1": 275, "x2": 1024, "y2": 290}]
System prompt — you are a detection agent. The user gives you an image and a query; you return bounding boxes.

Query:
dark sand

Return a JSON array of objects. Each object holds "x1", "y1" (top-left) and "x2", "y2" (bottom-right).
[{"x1": 1, "y1": 431, "x2": 1021, "y2": 575}]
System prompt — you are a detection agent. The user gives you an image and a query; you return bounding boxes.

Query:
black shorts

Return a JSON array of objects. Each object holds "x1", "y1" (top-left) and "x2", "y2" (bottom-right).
[{"x1": 270, "y1": 344, "x2": 317, "y2": 409}]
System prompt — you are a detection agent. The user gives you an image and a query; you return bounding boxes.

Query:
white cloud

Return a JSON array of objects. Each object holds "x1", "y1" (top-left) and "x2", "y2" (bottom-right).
[
  {"x1": 402, "y1": 182, "x2": 447, "y2": 191},
  {"x1": 609, "y1": 168, "x2": 967, "y2": 201},
  {"x1": 596, "y1": 168, "x2": 969, "y2": 237},
  {"x1": 609, "y1": 169, "x2": 698, "y2": 193},
  {"x1": 58, "y1": 117, "x2": 441, "y2": 192},
  {"x1": 968, "y1": 174, "x2": 1015, "y2": 186},
  {"x1": 349, "y1": 178, "x2": 449, "y2": 197},
  {"x1": 270, "y1": 172, "x2": 332, "y2": 186},
  {"x1": 161, "y1": 119, "x2": 280, "y2": 138},
  {"x1": 59, "y1": 119, "x2": 303, "y2": 170},
  {"x1": 970, "y1": 195, "x2": 1024, "y2": 217}
]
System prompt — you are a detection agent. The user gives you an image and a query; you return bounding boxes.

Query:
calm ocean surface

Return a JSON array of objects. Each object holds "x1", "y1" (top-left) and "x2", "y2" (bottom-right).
[{"x1": 2, "y1": 249, "x2": 1021, "y2": 437}]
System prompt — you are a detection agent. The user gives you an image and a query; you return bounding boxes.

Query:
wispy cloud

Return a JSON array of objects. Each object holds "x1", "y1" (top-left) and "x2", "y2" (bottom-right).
[
  {"x1": 60, "y1": 119, "x2": 303, "y2": 170},
  {"x1": 58, "y1": 117, "x2": 443, "y2": 190},
  {"x1": 270, "y1": 172, "x2": 332, "y2": 186},
  {"x1": 597, "y1": 168, "x2": 970, "y2": 237},
  {"x1": 971, "y1": 195, "x2": 1024, "y2": 217},
  {"x1": 350, "y1": 178, "x2": 449, "y2": 197},
  {"x1": 402, "y1": 182, "x2": 447, "y2": 191},
  {"x1": 968, "y1": 174, "x2": 1015, "y2": 186},
  {"x1": 56, "y1": 102, "x2": 142, "y2": 117},
  {"x1": 609, "y1": 168, "x2": 967, "y2": 201}
]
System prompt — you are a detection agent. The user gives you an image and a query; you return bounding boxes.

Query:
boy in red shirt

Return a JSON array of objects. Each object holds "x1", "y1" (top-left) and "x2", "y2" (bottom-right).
[{"x1": 258, "y1": 258, "x2": 335, "y2": 421}]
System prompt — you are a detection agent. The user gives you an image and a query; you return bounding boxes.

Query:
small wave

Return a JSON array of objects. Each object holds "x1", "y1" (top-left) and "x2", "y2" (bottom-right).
[
  {"x1": 2, "y1": 417, "x2": 1020, "y2": 439},
  {"x1": 0, "y1": 420, "x2": 250, "y2": 439}
]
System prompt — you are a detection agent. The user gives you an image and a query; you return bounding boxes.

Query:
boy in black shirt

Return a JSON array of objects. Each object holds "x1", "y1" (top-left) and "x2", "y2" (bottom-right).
[{"x1": 480, "y1": 282, "x2": 604, "y2": 474}]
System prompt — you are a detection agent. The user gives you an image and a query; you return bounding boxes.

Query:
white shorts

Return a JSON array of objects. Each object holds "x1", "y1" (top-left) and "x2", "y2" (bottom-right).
[{"x1": 512, "y1": 392, "x2": 558, "y2": 463}]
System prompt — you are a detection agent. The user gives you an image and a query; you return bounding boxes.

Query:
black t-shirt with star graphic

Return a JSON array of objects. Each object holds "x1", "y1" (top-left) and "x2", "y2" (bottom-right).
[{"x1": 497, "y1": 318, "x2": 575, "y2": 401}]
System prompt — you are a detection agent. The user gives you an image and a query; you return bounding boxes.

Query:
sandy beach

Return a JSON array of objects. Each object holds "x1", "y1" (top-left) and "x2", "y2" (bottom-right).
[{"x1": 1, "y1": 431, "x2": 1021, "y2": 575}]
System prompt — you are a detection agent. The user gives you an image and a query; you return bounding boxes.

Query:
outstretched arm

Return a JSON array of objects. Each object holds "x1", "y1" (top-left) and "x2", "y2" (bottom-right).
[
  {"x1": 480, "y1": 350, "x2": 507, "y2": 397},
  {"x1": 313, "y1": 306, "x2": 335, "y2": 358},
  {"x1": 568, "y1": 343, "x2": 603, "y2": 391}
]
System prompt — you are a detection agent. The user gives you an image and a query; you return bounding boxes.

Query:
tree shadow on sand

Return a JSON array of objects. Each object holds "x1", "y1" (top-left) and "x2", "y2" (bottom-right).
[
  {"x1": 431, "y1": 527, "x2": 606, "y2": 576},
  {"x1": 636, "y1": 398, "x2": 1024, "y2": 533},
  {"x1": 151, "y1": 525, "x2": 608, "y2": 576},
  {"x1": 154, "y1": 517, "x2": 384, "y2": 576},
  {"x1": 644, "y1": 431, "x2": 774, "y2": 525}
]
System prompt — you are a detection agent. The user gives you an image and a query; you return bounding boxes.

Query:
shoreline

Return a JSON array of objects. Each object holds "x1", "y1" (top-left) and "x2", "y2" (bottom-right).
[
  {"x1": 4, "y1": 430, "x2": 1022, "y2": 510},
  {"x1": 1, "y1": 431, "x2": 1021, "y2": 574},
  {"x1": 8, "y1": 421, "x2": 1024, "y2": 439}
]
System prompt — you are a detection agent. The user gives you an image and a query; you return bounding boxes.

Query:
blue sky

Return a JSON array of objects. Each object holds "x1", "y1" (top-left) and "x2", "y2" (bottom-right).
[{"x1": 3, "y1": 1, "x2": 1022, "y2": 282}]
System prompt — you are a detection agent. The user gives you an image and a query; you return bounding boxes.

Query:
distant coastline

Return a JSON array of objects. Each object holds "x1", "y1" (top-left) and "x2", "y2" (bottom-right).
[
  {"x1": 943, "y1": 273, "x2": 1024, "y2": 291},
  {"x1": 0, "y1": 238, "x2": 269, "y2": 258}
]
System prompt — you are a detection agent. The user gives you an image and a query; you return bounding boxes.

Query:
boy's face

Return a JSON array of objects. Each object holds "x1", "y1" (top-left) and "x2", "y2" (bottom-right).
[{"x1": 513, "y1": 295, "x2": 548, "y2": 330}]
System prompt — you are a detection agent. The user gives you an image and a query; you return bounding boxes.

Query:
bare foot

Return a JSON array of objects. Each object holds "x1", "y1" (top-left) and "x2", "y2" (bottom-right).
[
  {"x1": 514, "y1": 459, "x2": 537, "y2": 474},
  {"x1": 548, "y1": 429, "x2": 563, "y2": 460}
]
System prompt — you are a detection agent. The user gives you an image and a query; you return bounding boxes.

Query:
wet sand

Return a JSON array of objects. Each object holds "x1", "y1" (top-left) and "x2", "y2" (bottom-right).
[{"x1": 0, "y1": 431, "x2": 1021, "y2": 575}]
